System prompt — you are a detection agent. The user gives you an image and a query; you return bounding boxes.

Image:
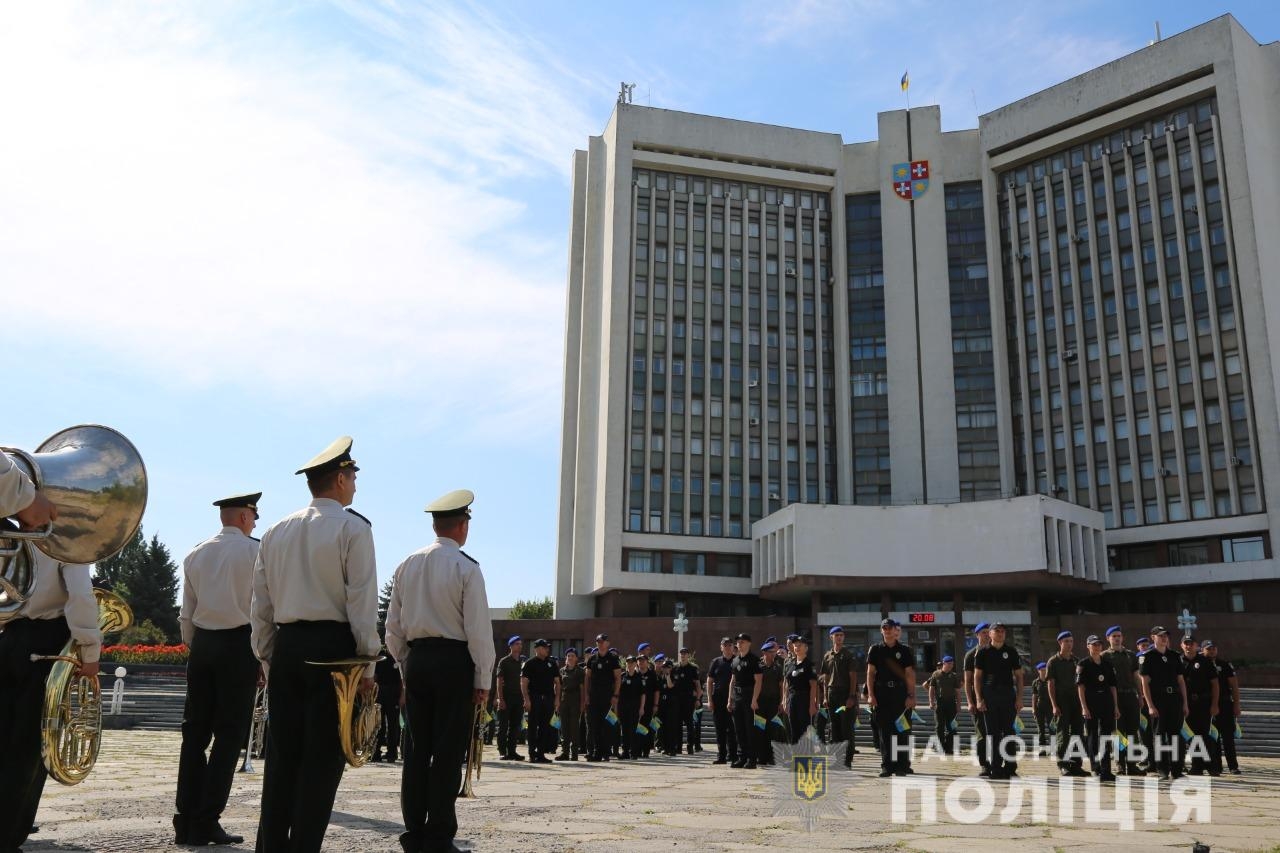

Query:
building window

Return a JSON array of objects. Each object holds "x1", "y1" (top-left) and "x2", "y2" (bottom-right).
[
  {"x1": 671, "y1": 553, "x2": 706, "y2": 576},
  {"x1": 1222, "y1": 535, "x2": 1266, "y2": 563},
  {"x1": 1168, "y1": 541, "x2": 1210, "y2": 567},
  {"x1": 1229, "y1": 586, "x2": 1245, "y2": 612},
  {"x1": 626, "y1": 551, "x2": 658, "y2": 573}
]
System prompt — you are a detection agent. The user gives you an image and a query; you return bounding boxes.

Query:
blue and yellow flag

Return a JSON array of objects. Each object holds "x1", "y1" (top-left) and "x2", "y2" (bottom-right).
[
  {"x1": 652, "y1": 716, "x2": 663, "y2": 731},
  {"x1": 1117, "y1": 732, "x2": 1130, "y2": 752},
  {"x1": 894, "y1": 712, "x2": 911, "y2": 733},
  {"x1": 911, "y1": 710, "x2": 926, "y2": 725},
  {"x1": 1138, "y1": 714, "x2": 1148, "y2": 732},
  {"x1": 605, "y1": 709, "x2": 619, "y2": 726},
  {"x1": 550, "y1": 713, "x2": 562, "y2": 730},
  {"x1": 1209, "y1": 724, "x2": 1220, "y2": 741},
  {"x1": 635, "y1": 723, "x2": 650, "y2": 736},
  {"x1": 1180, "y1": 721, "x2": 1195, "y2": 742},
  {"x1": 770, "y1": 714, "x2": 785, "y2": 728},
  {"x1": 835, "y1": 705, "x2": 847, "y2": 714},
  {"x1": 520, "y1": 715, "x2": 528, "y2": 731},
  {"x1": 753, "y1": 713, "x2": 767, "y2": 730},
  {"x1": 1012, "y1": 717, "x2": 1025, "y2": 735},
  {"x1": 1235, "y1": 720, "x2": 1243, "y2": 739},
  {"x1": 900, "y1": 70, "x2": 910, "y2": 92},
  {"x1": 948, "y1": 718, "x2": 958, "y2": 733},
  {"x1": 482, "y1": 710, "x2": 494, "y2": 726},
  {"x1": 818, "y1": 707, "x2": 829, "y2": 720}
]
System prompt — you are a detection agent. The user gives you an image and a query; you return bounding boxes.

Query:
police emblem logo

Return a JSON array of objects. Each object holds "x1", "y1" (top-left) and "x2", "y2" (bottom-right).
[
  {"x1": 1002, "y1": 652, "x2": 1008, "y2": 659},
  {"x1": 891, "y1": 160, "x2": 929, "y2": 200},
  {"x1": 895, "y1": 651, "x2": 901, "y2": 659},
  {"x1": 1098, "y1": 674, "x2": 1105, "y2": 682},
  {"x1": 1138, "y1": 655, "x2": 1146, "y2": 665},
  {"x1": 793, "y1": 756, "x2": 827, "y2": 801}
]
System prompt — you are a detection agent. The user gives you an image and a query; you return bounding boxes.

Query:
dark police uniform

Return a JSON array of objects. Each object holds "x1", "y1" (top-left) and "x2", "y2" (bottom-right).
[
  {"x1": 1181, "y1": 651, "x2": 1219, "y2": 775},
  {"x1": 821, "y1": 644, "x2": 859, "y2": 764},
  {"x1": 974, "y1": 643, "x2": 1021, "y2": 778},
  {"x1": 673, "y1": 659, "x2": 700, "y2": 753},
  {"x1": 1047, "y1": 651, "x2": 1084, "y2": 773},
  {"x1": 707, "y1": 652, "x2": 737, "y2": 763},
  {"x1": 585, "y1": 649, "x2": 620, "y2": 761},
  {"x1": 1101, "y1": 644, "x2": 1140, "y2": 773},
  {"x1": 496, "y1": 651, "x2": 524, "y2": 759},
  {"x1": 1210, "y1": 654, "x2": 1239, "y2": 774},
  {"x1": 521, "y1": 652, "x2": 559, "y2": 762},
  {"x1": 729, "y1": 648, "x2": 762, "y2": 768},
  {"x1": 927, "y1": 668, "x2": 962, "y2": 753},
  {"x1": 638, "y1": 663, "x2": 660, "y2": 757},
  {"x1": 618, "y1": 667, "x2": 645, "y2": 759},
  {"x1": 785, "y1": 656, "x2": 817, "y2": 745},
  {"x1": 1138, "y1": 643, "x2": 1186, "y2": 778},
  {"x1": 963, "y1": 643, "x2": 988, "y2": 769},
  {"x1": 1076, "y1": 655, "x2": 1117, "y2": 779},
  {"x1": 868, "y1": 641, "x2": 914, "y2": 775},
  {"x1": 754, "y1": 656, "x2": 782, "y2": 763},
  {"x1": 373, "y1": 654, "x2": 403, "y2": 762},
  {"x1": 657, "y1": 663, "x2": 679, "y2": 754},
  {"x1": 557, "y1": 662, "x2": 584, "y2": 760},
  {"x1": 1031, "y1": 672, "x2": 1053, "y2": 750}
]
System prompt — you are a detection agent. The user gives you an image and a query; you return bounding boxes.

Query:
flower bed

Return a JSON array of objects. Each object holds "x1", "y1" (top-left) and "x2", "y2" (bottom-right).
[{"x1": 101, "y1": 643, "x2": 189, "y2": 665}]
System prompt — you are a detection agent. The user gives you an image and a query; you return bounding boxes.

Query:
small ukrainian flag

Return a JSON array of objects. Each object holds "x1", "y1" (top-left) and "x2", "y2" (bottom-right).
[
  {"x1": 1012, "y1": 717, "x2": 1025, "y2": 735},
  {"x1": 894, "y1": 712, "x2": 911, "y2": 733},
  {"x1": 911, "y1": 710, "x2": 926, "y2": 725},
  {"x1": 605, "y1": 709, "x2": 619, "y2": 726},
  {"x1": 550, "y1": 713, "x2": 562, "y2": 730},
  {"x1": 1235, "y1": 720, "x2": 1244, "y2": 739},
  {"x1": 635, "y1": 722, "x2": 650, "y2": 736},
  {"x1": 1117, "y1": 732, "x2": 1130, "y2": 752},
  {"x1": 770, "y1": 714, "x2": 785, "y2": 728},
  {"x1": 753, "y1": 713, "x2": 767, "y2": 730},
  {"x1": 652, "y1": 716, "x2": 663, "y2": 731},
  {"x1": 1139, "y1": 715, "x2": 1148, "y2": 732},
  {"x1": 1209, "y1": 724, "x2": 1220, "y2": 741},
  {"x1": 520, "y1": 716, "x2": 528, "y2": 731},
  {"x1": 1180, "y1": 721, "x2": 1195, "y2": 742},
  {"x1": 901, "y1": 70, "x2": 910, "y2": 92},
  {"x1": 948, "y1": 718, "x2": 958, "y2": 733}
]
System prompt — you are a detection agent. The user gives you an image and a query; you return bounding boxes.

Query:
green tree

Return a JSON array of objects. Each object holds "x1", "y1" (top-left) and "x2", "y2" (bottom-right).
[
  {"x1": 94, "y1": 527, "x2": 181, "y2": 642},
  {"x1": 377, "y1": 578, "x2": 395, "y2": 637},
  {"x1": 507, "y1": 596, "x2": 553, "y2": 619}
]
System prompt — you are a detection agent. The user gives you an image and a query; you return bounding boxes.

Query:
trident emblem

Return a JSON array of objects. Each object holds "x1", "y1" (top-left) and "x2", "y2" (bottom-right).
[{"x1": 793, "y1": 756, "x2": 827, "y2": 801}]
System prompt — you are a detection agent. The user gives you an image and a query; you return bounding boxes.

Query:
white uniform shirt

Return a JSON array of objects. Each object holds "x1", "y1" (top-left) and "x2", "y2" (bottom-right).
[
  {"x1": 179, "y1": 526, "x2": 259, "y2": 646},
  {"x1": 20, "y1": 549, "x2": 102, "y2": 663},
  {"x1": 385, "y1": 536, "x2": 495, "y2": 689},
  {"x1": 1, "y1": 453, "x2": 36, "y2": 517},
  {"x1": 250, "y1": 498, "x2": 379, "y2": 676}
]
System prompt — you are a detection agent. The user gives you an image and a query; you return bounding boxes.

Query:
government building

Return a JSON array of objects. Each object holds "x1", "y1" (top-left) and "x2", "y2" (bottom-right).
[{"x1": 552, "y1": 15, "x2": 1280, "y2": 667}]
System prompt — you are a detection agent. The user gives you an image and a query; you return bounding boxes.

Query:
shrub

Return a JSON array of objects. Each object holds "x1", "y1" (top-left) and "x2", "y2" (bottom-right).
[{"x1": 101, "y1": 643, "x2": 189, "y2": 665}]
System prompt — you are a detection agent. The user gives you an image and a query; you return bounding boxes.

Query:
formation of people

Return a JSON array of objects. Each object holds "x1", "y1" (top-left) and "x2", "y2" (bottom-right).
[{"x1": 0, "y1": 439, "x2": 1249, "y2": 853}]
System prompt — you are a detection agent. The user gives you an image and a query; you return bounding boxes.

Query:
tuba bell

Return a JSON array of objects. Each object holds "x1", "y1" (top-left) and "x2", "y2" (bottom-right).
[
  {"x1": 307, "y1": 656, "x2": 383, "y2": 767},
  {"x1": 1, "y1": 425, "x2": 148, "y2": 624},
  {"x1": 30, "y1": 588, "x2": 134, "y2": 784}
]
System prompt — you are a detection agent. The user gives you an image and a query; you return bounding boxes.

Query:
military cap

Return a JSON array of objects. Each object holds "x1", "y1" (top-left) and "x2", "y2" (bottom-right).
[
  {"x1": 425, "y1": 488, "x2": 474, "y2": 520},
  {"x1": 942, "y1": 655, "x2": 954, "y2": 663},
  {"x1": 532, "y1": 638, "x2": 549, "y2": 648},
  {"x1": 765, "y1": 636, "x2": 777, "y2": 644},
  {"x1": 506, "y1": 635, "x2": 522, "y2": 646},
  {"x1": 585, "y1": 646, "x2": 597, "y2": 655},
  {"x1": 1150, "y1": 625, "x2": 1169, "y2": 636},
  {"x1": 1105, "y1": 625, "x2": 1123, "y2": 637},
  {"x1": 1201, "y1": 640, "x2": 1215, "y2": 649},
  {"x1": 1035, "y1": 661, "x2": 1047, "y2": 670},
  {"x1": 1135, "y1": 638, "x2": 1152, "y2": 648},
  {"x1": 794, "y1": 636, "x2": 811, "y2": 645},
  {"x1": 720, "y1": 636, "x2": 734, "y2": 645},
  {"x1": 625, "y1": 654, "x2": 637, "y2": 662},
  {"x1": 213, "y1": 491, "x2": 262, "y2": 510},
  {"x1": 564, "y1": 647, "x2": 578, "y2": 656},
  {"x1": 1180, "y1": 635, "x2": 1197, "y2": 644},
  {"x1": 786, "y1": 633, "x2": 801, "y2": 641},
  {"x1": 1056, "y1": 630, "x2": 1073, "y2": 641},
  {"x1": 734, "y1": 632, "x2": 751, "y2": 641},
  {"x1": 1085, "y1": 635, "x2": 1102, "y2": 646},
  {"x1": 637, "y1": 653, "x2": 649, "y2": 661},
  {"x1": 829, "y1": 626, "x2": 845, "y2": 635},
  {"x1": 679, "y1": 647, "x2": 690, "y2": 654},
  {"x1": 973, "y1": 622, "x2": 990, "y2": 634},
  {"x1": 881, "y1": 618, "x2": 900, "y2": 628},
  {"x1": 990, "y1": 622, "x2": 1007, "y2": 630},
  {"x1": 760, "y1": 641, "x2": 777, "y2": 651},
  {"x1": 295, "y1": 436, "x2": 359, "y2": 477},
  {"x1": 661, "y1": 658, "x2": 674, "y2": 668},
  {"x1": 595, "y1": 632, "x2": 609, "y2": 641}
]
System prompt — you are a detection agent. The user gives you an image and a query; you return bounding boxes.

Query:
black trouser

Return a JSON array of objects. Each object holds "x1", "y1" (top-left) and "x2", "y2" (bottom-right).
[
  {"x1": 1083, "y1": 693, "x2": 1115, "y2": 776},
  {"x1": 527, "y1": 692, "x2": 554, "y2": 759},
  {"x1": 497, "y1": 694, "x2": 522, "y2": 756},
  {"x1": 677, "y1": 693, "x2": 696, "y2": 750},
  {"x1": 376, "y1": 691, "x2": 402, "y2": 760},
  {"x1": 874, "y1": 694, "x2": 910, "y2": 773},
  {"x1": 711, "y1": 691, "x2": 736, "y2": 760},
  {"x1": 619, "y1": 701, "x2": 641, "y2": 757},
  {"x1": 935, "y1": 697, "x2": 957, "y2": 754},
  {"x1": 1034, "y1": 705, "x2": 1053, "y2": 748},
  {"x1": 1054, "y1": 699, "x2": 1085, "y2": 770},
  {"x1": 787, "y1": 695, "x2": 811, "y2": 745},
  {"x1": 828, "y1": 689, "x2": 856, "y2": 762},
  {"x1": 1151, "y1": 690, "x2": 1184, "y2": 775},
  {"x1": 1115, "y1": 691, "x2": 1139, "y2": 770},
  {"x1": 983, "y1": 688, "x2": 1017, "y2": 775},
  {"x1": 0, "y1": 616, "x2": 70, "y2": 850},
  {"x1": 176, "y1": 625, "x2": 258, "y2": 828},
  {"x1": 255, "y1": 621, "x2": 355, "y2": 853},
  {"x1": 401, "y1": 638, "x2": 475, "y2": 853},
  {"x1": 1139, "y1": 702, "x2": 1155, "y2": 765},
  {"x1": 731, "y1": 694, "x2": 756, "y2": 764},
  {"x1": 659, "y1": 697, "x2": 679, "y2": 753},
  {"x1": 1213, "y1": 707, "x2": 1238, "y2": 772},
  {"x1": 755, "y1": 698, "x2": 779, "y2": 762},
  {"x1": 557, "y1": 698, "x2": 581, "y2": 757},
  {"x1": 972, "y1": 702, "x2": 988, "y2": 768},
  {"x1": 1186, "y1": 693, "x2": 1218, "y2": 773},
  {"x1": 586, "y1": 696, "x2": 614, "y2": 759}
]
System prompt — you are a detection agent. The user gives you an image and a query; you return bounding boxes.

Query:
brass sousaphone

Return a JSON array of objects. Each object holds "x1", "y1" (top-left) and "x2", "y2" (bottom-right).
[
  {"x1": 1, "y1": 425, "x2": 148, "y2": 784},
  {"x1": 306, "y1": 656, "x2": 384, "y2": 767}
]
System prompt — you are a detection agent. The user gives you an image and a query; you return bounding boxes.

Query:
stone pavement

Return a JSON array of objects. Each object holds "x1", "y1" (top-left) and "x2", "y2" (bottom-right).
[{"x1": 26, "y1": 732, "x2": 1280, "y2": 852}]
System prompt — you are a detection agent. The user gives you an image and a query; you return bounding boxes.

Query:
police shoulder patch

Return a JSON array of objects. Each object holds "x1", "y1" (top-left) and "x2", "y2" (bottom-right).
[
  {"x1": 458, "y1": 549, "x2": 478, "y2": 565},
  {"x1": 345, "y1": 507, "x2": 373, "y2": 526}
]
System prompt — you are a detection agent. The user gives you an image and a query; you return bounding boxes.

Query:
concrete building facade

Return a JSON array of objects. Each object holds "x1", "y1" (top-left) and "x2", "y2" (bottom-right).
[{"x1": 555, "y1": 15, "x2": 1280, "y2": 665}]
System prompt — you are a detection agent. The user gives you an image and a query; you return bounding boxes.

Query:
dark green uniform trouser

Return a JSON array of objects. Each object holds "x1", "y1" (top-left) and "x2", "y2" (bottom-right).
[
  {"x1": 557, "y1": 699, "x2": 581, "y2": 757},
  {"x1": 1054, "y1": 698, "x2": 1084, "y2": 770}
]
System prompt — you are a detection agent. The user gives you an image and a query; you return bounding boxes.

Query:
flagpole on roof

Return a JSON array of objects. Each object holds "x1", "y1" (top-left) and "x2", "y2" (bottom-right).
[{"x1": 901, "y1": 69, "x2": 910, "y2": 110}]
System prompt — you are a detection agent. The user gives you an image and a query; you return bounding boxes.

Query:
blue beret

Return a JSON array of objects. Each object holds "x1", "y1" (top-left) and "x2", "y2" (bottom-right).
[
  {"x1": 760, "y1": 641, "x2": 777, "y2": 651},
  {"x1": 766, "y1": 636, "x2": 777, "y2": 643},
  {"x1": 564, "y1": 647, "x2": 578, "y2": 656},
  {"x1": 1056, "y1": 631, "x2": 1073, "y2": 641},
  {"x1": 942, "y1": 655, "x2": 954, "y2": 663},
  {"x1": 653, "y1": 652, "x2": 666, "y2": 662},
  {"x1": 1202, "y1": 640, "x2": 1215, "y2": 649},
  {"x1": 637, "y1": 642, "x2": 651, "y2": 651},
  {"x1": 973, "y1": 622, "x2": 989, "y2": 634},
  {"x1": 1035, "y1": 662, "x2": 1047, "y2": 670},
  {"x1": 507, "y1": 635, "x2": 522, "y2": 646},
  {"x1": 1105, "y1": 625, "x2": 1122, "y2": 637},
  {"x1": 829, "y1": 626, "x2": 845, "y2": 635}
]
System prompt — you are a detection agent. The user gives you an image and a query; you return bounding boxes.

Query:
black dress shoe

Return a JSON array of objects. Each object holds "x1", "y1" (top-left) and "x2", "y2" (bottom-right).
[
  {"x1": 713, "y1": 757, "x2": 728, "y2": 764},
  {"x1": 188, "y1": 820, "x2": 244, "y2": 846},
  {"x1": 173, "y1": 814, "x2": 188, "y2": 845}
]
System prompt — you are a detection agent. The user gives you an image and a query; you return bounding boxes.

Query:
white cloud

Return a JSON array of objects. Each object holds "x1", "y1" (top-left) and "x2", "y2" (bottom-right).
[{"x1": 0, "y1": 2, "x2": 598, "y2": 432}]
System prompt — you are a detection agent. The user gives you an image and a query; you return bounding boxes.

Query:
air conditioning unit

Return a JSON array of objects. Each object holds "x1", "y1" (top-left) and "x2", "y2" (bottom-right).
[
  {"x1": 1122, "y1": 141, "x2": 1133, "y2": 150},
  {"x1": 1187, "y1": 203, "x2": 1198, "y2": 213},
  {"x1": 1229, "y1": 456, "x2": 1244, "y2": 466},
  {"x1": 748, "y1": 379, "x2": 759, "y2": 388},
  {"x1": 769, "y1": 492, "x2": 781, "y2": 500},
  {"x1": 1165, "y1": 125, "x2": 1177, "y2": 134},
  {"x1": 1063, "y1": 349, "x2": 1078, "y2": 362},
  {"x1": 1072, "y1": 234, "x2": 1085, "y2": 243},
  {"x1": 785, "y1": 266, "x2": 798, "y2": 278},
  {"x1": 1158, "y1": 467, "x2": 1172, "y2": 476},
  {"x1": 1049, "y1": 484, "x2": 1065, "y2": 494},
  {"x1": 749, "y1": 417, "x2": 761, "y2": 427}
]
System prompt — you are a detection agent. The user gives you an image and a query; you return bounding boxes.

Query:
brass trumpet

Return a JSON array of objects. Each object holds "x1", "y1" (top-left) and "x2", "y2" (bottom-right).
[
  {"x1": 307, "y1": 656, "x2": 383, "y2": 767},
  {"x1": 459, "y1": 703, "x2": 484, "y2": 798},
  {"x1": 30, "y1": 588, "x2": 134, "y2": 785}
]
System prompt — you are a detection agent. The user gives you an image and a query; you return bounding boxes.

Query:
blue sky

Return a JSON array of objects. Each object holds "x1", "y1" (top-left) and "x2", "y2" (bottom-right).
[{"x1": 4, "y1": 2, "x2": 1276, "y2": 606}]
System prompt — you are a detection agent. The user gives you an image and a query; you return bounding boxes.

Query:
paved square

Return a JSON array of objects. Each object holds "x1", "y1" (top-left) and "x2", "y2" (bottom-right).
[{"x1": 25, "y1": 732, "x2": 1280, "y2": 851}]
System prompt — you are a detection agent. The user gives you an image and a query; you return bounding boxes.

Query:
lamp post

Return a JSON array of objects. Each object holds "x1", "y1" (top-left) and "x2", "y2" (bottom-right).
[{"x1": 673, "y1": 607, "x2": 689, "y2": 653}]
